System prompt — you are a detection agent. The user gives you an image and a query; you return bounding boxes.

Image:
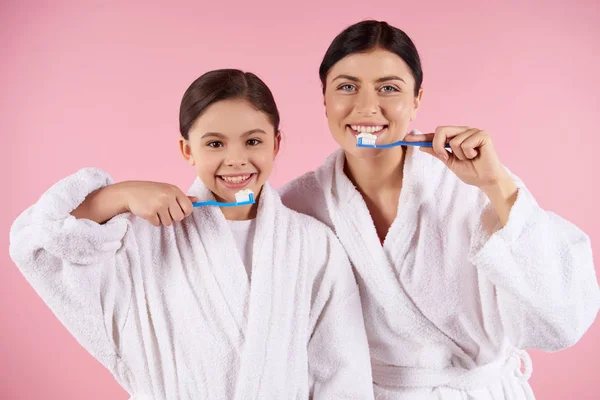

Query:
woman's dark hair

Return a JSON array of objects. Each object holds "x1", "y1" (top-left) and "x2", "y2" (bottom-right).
[
  {"x1": 179, "y1": 69, "x2": 280, "y2": 140},
  {"x1": 319, "y1": 20, "x2": 423, "y2": 96}
]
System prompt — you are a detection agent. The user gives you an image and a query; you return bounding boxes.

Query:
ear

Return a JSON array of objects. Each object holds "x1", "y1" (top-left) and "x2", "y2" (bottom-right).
[
  {"x1": 410, "y1": 87, "x2": 424, "y2": 121},
  {"x1": 273, "y1": 131, "x2": 282, "y2": 158},
  {"x1": 179, "y1": 138, "x2": 195, "y2": 166}
]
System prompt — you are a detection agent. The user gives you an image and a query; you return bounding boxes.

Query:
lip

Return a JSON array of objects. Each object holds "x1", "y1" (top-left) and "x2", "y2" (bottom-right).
[{"x1": 217, "y1": 173, "x2": 257, "y2": 190}]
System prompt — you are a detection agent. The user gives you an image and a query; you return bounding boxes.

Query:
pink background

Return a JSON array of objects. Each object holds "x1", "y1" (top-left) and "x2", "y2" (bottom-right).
[{"x1": 1, "y1": 1, "x2": 599, "y2": 398}]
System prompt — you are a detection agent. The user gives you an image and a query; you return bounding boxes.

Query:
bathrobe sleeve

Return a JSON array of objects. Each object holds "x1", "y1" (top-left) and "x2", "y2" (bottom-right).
[
  {"x1": 9, "y1": 167, "x2": 137, "y2": 363},
  {"x1": 469, "y1": 174, "x2": 600, "y2": 351},
  {"x1": 306, "y1": 223, "x2": 374, "y2": 399}
]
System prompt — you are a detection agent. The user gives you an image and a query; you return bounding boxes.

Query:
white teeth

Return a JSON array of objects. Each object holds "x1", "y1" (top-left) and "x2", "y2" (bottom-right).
[
  {"x1": 221, "y1": 174, "x2": 251, "y2": 183},
  {"x1": 350, "y1": 125, "x2": 385, "y2": 133}
]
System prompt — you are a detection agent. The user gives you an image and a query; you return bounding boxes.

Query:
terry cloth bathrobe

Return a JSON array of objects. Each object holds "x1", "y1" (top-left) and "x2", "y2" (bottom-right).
[
  {"x1": 280, "y1": 147, "x2": 600, "y2": 400},
  {"x1": 9, "y1": 167, "x2": 375, "y2": 400}
]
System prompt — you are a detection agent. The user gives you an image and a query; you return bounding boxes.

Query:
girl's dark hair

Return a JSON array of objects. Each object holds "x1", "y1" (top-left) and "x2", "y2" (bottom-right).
[
  {"x1": 179, "y1": 69, "x2": 280, "y2": 140},
  {"x1": 319, "y1": 20, "x2": 423, "y2": 96}
]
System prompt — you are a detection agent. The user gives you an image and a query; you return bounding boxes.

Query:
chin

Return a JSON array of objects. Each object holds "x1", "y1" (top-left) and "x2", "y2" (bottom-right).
[{"x1": 353, "y1": 148, "x2": 387, "y2": 160}]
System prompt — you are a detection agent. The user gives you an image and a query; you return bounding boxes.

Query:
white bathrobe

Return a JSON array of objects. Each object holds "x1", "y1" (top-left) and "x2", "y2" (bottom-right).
[
  {"x1": 280, "y1": 148, "x2": 600, "y2": 399},
  {"x1": 9, "y1": 167, "x2": 375, "y2": 400}
]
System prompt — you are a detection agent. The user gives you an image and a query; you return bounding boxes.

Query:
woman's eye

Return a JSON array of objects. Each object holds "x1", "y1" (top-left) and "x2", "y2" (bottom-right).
[
  {"x1": 339, "y1": 84, "x2": 356, "y2": 92},
  {"x1": 247, "y1": 138, "x2": 262, "y2": 146},
  {"x1": 380, "y1": 85, "x2": 399, "y2": 93},
  {"x1": 207, "y1": 141, "x2": 223, "y2": 148}
]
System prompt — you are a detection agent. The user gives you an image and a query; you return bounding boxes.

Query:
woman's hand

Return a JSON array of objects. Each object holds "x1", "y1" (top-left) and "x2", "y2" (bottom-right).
[{"x1": 406, "y1": 126, "x2": 518, "y2": 225}]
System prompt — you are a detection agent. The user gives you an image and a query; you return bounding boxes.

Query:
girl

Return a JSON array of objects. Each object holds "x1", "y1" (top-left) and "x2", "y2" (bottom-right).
[
  {"x1": 9, "y1": 69, "x2": 374, "y2": 399},
  {"x1": 280, "y1": 20, "x2": 600, "y2": 399}
]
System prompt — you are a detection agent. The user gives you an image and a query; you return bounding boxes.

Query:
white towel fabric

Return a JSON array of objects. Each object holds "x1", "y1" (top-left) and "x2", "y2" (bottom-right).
[
  {"x1": 280, "y1": 147, "x2": 600, "y2": 399},
  {"x1": 9, "y1": 167, "x2": 375, "y2": 400}
]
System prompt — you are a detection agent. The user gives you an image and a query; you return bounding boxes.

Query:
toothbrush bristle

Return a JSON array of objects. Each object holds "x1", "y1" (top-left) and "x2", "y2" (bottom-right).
[
  {"x1": 357, "y1": 133, "x2": 377, "y2": 147},
  {"x1": 234, "y1": 189, "x2": 255, "y2": 203}
]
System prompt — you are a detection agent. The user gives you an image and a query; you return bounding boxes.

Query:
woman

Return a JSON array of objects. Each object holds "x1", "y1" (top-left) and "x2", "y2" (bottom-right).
[
  {"x1": 280, "y1": 20, "x2": 600, "y2": 399},
  {"x1": 9, "y1": 69, "x2": 374, "y2": 399}
]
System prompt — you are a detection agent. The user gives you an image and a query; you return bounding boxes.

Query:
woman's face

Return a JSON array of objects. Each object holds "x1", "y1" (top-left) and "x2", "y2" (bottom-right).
[
  {"x1": 180, "y1": 98, "x2": 280, "y2": 203},
  {"x1": 323, "y1": 48, "x2": 423, "y2": 158}
]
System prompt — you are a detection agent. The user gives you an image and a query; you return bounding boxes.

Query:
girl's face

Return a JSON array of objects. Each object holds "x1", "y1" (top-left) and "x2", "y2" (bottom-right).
[
  {"x1": 323, "y1": 48, "x2": 423, "y2": 158},
  {"x1": 180, "y1": 98, "x2": 280, "y2": 204}
]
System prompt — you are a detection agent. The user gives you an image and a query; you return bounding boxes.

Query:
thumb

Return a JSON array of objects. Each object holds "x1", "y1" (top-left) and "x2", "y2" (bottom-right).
[
  {"x1": 405, "y1": 130, "x2": 434, "y2": 142},
  {"x1": 188, "y1": 196, "x2": 199, "y2": 202}
]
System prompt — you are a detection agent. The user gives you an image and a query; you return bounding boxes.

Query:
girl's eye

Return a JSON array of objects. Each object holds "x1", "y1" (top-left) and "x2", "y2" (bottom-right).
[
  {"x1": 338, "y1": 84, "x2": 357, "y2": 92},
  {"x1": 380, "y1": 85, "x2": 399, "y2": 93},
  {"x1": 207, "y1": 141, "x2": 223, "y2": 148},
  {"x1": 247, "y1": 138, "x2": 262, "y2": 146}
]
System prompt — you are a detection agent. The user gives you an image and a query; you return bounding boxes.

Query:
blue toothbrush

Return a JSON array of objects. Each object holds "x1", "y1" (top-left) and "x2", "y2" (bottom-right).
[
  {"x1": 357, "y1": 136, "x2": 451, "y2": 149},
  {"x1": 192, "y1": 190, "x2": 255, "y2": 208}
]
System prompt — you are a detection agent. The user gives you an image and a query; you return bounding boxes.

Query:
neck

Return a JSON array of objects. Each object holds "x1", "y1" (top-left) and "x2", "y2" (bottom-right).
[
  {"x1": 221, "y1": 203, "x2": 257, "y2": 221},
  {"x1": 344, "y1": 146, "x2": 406, "y2": 196}
]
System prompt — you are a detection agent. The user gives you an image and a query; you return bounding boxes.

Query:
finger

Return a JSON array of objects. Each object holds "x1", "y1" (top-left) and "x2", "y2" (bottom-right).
[
  {"x1": 448, "y1": 129, "x2": 478, "y2": 161},
  {"x1": 148, "y1": 214, "x2": 161, "y2": 227},
  {"x1": 169, "y1": 200, "x2": 185, "y2": 223},
  {"x1": 157, "y1": 208, "x2": 173, "y2": 226},
  {"x1": 419, "y1": 146, "x2": 452, "y2": 164},
  {"x1": 180, "y1": 196, "x2": 197, "y2": 216},
  {"x1": 171, "y1": 185, "x2": 195, "y2": 216},
  {"x1": 461, "y1": 130, "x2": 489, "y2": 159},
  {"x1": 435, "y1": 125, "x2": 471, "y2": 139},
  {"x1": 404, "y1": 131, "x2": 434, "y2": 142},
  {"x1": 432, "y1": 129, "x2": 451, "y2": 159}
]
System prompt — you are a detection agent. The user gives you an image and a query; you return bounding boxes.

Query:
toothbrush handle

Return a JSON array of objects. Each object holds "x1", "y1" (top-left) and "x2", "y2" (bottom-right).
[
  {"x1": 401, "y1": 141, "x2": 451, "y2": 149},
  {"x1": 192, "y1": 201, "x2": 220, "y2": 207},
  {"x1": 365, "y1": 141, "x2": 451, "y2": 149},
  {"x1": 192, "y1": 200, "x2": 255, "y2": 208},
  {"x1": 357, "y1": 137, "x2": 451, "y2": 149}
]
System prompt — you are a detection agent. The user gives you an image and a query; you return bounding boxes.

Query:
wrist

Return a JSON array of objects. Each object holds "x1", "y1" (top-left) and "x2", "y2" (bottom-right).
[
  {"x1": 481, "y1": 174, "x2": 518, "y2": 226},
  {"x1": 481, "y1": 174, "x2": 517, "y2": 200},
  {"x1": 111, "y1": 181, "x2": 134, "y2": 213}
]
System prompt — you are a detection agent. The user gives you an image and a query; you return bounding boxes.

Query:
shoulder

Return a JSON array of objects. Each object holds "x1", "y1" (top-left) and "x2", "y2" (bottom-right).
[
  {"x1": 276, "y1": 191, "x2": 335, "y2": 242},
  {"x1": 279, "y1": 171, "x2": 333, "y2": 228},
  {"x1": 279, "y1": 171, "x2": 323, "y2": 205}
]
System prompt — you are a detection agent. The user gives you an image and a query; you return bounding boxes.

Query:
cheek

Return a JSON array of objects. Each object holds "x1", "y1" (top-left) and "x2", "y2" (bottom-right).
[
  {"x1": 254, "y1": 149, "x2": 275, "y2": 171},
  {"x1": 194, "y1": 152, "x2": 220, "y2": 176},
  {"x1": 325, "y1": 95, "x2": 353, "y2": 122},
  {"x1": 382, "y1": 99, "x2": 411, "y2": 121}
]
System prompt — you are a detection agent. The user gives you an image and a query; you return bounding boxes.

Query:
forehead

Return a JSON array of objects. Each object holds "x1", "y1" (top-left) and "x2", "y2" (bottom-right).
[
  {"x1": 191, "y1": 98, "x2": 273, "y2": 135},
  {"x1": 328, "y1": 48, "x2": 415, "y2": 83}
]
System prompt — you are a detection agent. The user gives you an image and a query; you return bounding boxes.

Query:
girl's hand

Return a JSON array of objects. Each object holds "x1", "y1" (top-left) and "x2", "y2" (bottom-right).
[{"x1": 120, "y1": 181, "x2": 198, "y2": 227}]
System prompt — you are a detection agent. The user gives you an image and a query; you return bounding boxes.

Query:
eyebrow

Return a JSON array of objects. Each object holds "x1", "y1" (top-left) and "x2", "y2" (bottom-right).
[
  {"x1": 331, "y1": 74, "x2": 406, "y2": 84},
  {"x1": 201, "y1": 129, "x2": 267, "y2": 139},
  {"x1": 376, "y1": 75, "x2": 406, "y2": 84},
  {"x1": 331, "y1": 74, "x2": 360, "y2": 83}
]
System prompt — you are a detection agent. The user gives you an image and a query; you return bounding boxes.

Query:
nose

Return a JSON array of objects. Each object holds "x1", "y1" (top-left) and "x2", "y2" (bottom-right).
[
  {"x1": 224, "y1": 144, "x2": 248, "y2": 167},
  {"x1": 355, "y1": 89, "x2": 379, "y2": 116}
]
